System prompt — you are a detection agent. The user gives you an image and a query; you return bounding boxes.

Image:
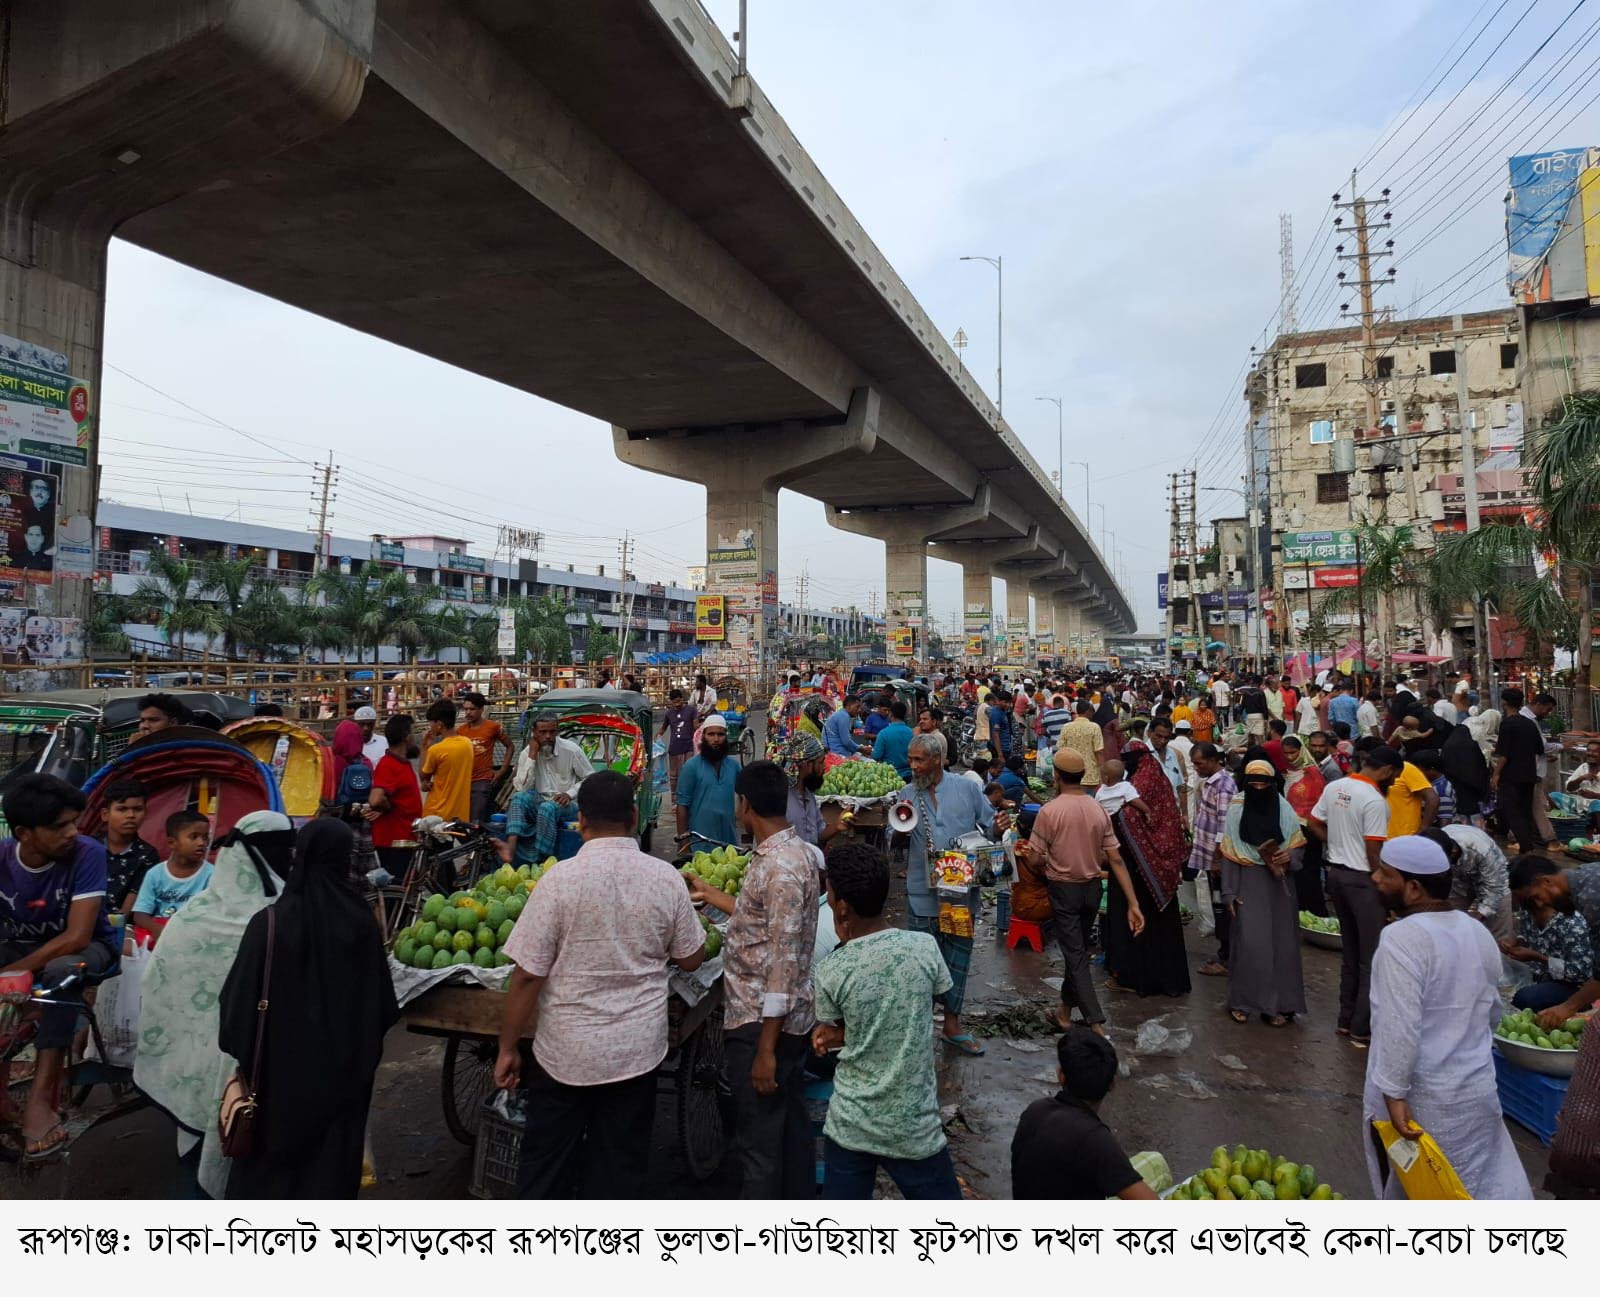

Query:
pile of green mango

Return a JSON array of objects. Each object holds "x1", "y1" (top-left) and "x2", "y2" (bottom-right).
[
  {"x1": 1168, "y1": 1144, "x2": 1341, "y2": 1201},
  {"x1": 1496, "y1": 1007, "x2": 1585, "y2": 1051}
]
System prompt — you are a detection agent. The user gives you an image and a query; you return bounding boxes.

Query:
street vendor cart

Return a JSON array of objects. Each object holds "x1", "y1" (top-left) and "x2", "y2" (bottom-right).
[{"x1": 397, "y1": 969, "x2": 728, "y2": 1180}]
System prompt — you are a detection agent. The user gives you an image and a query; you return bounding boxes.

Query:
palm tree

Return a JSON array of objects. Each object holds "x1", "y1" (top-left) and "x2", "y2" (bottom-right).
[
  {"x1": 231, "y1": 583, "x2": 303, "y2": 661},
  {"x1": 197, "y1": 554, "x2": 258, "y2": 658},
  {"x1": 1431, "y1": 390, "x2": 1600, "y2": 718},
  {"x1": 127, "y1": 550, "x2": 223, "y2": 657},
  {"x1": 1316, "y1": 518, "x2": 1423, "y2": 669},
  {"x1": 87, "y1": 592, "x2": 132, "y2": 657},
  {"x1": 520, "y1": 595, "x2": 573, "y2": 664}
]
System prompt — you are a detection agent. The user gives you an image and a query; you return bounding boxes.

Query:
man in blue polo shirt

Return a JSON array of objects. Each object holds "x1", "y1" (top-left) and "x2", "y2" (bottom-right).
[
  {"x1": 1326, "y1": 678, "x2": 1360, "y2": 735},
  {"x1": 824, "y1": 695, "x2": 869, "y2": 758},
  {"x1": 0, "y1": 775, "x2": 117, "y2": 1159},
  {"x1": 871, "y1": 700, "x2": 915, "y2": 779}
]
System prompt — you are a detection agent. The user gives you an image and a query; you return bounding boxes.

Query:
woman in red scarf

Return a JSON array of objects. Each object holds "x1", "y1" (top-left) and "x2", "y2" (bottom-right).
[{"x1": 1101, "y1": 741, "x2": 1192, "y2": 998}]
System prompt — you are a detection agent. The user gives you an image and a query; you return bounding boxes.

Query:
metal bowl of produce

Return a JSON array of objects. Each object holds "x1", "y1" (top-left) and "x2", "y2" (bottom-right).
[
  {"x1": 1299, "y1": 924, "x2": 1342, "y2": 951},
  {"x1": 1494, "y1": 1036, "x2": 1579, "y2": 1079}
]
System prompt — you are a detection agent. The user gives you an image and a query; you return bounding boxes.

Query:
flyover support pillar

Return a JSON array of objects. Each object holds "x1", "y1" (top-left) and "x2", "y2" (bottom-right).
[
  {"x1": 1033, "y1": 594, "x2": 1055, "y2": 659},
  {"x1": 1005, "y1": 583, "x2": 1031, "y2": 664},
  {"x1": 961, "y1": 559, "x2": 997, "y2": 666}
]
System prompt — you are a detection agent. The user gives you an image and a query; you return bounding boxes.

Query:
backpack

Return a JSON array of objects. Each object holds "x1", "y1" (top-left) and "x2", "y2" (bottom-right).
[{"x1": 335, "y1": 759, "x2": 373, "y2": 806}]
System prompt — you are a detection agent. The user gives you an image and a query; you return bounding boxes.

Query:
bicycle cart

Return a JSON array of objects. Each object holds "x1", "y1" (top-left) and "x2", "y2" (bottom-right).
[
  {"x1": 398, "y1": 973, "x2": 728, "y2": 1179},
  {"x1": 1, "y1": 964, "x2": 149, "y2": 1167}
]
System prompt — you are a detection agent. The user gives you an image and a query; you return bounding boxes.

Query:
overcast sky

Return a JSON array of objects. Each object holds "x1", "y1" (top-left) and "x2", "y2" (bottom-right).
[{"x1": 100, "y1": 0, "x2": 1600, "y2": 636}]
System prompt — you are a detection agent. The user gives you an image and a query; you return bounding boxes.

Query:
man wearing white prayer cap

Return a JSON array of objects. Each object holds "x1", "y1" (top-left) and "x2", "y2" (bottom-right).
[{"x1": 1360, "y1": 835, "x2": 1532, "y2": 1200}]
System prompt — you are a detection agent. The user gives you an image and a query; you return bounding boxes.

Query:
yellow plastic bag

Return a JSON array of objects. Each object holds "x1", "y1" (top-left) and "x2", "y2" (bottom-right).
[{"x1": 1370, "y1": 1121, "x2": 1472, "y2": 1199}]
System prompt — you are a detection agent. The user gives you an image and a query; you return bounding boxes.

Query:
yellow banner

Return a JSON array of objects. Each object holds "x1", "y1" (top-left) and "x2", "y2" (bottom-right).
[
  {"x1": 890, "y1": 627, "x2": 915, "y2": 656},
  {"x1": 1582, "y1": 167, "x2": 1600, "y2": 300},
  {"x1": 695, "y1": 595, "x2": 725, "y2": 641},
  {"x1": 965, "y1": 634, "x2": 985, "y2": 656}
]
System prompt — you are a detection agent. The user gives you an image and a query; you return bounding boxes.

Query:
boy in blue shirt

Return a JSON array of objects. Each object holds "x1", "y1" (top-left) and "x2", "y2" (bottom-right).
[
  {"x1": 131, "y1": 810, "x2": 214, "y2": 944},
  {"x1": 869, "y1": 699, "x2": 915, "y2": 779}
]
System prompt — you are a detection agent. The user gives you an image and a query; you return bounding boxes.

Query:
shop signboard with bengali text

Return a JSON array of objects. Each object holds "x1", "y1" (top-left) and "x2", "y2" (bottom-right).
[
  {"x1": 0, "y1": 333, "x2": 93, "y2": 467},
  {"x1": 890, "y1": 627, "x2": 914, "y2": 656},
  {"x1": 1281, "y1": 530, "x2": 1358, "y2": 567},
  {"x1": 695, "y1": 595, "x2": 725, "y2": 641}
]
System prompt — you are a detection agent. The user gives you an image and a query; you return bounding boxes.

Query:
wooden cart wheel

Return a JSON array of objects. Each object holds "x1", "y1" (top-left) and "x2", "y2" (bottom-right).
[
  {"x1": 676, "y1": 1004, "x2": 728, "y2": 1181},
  {"x1": 441, "y1": 1034, "x2": 498, "y2": 1146}
]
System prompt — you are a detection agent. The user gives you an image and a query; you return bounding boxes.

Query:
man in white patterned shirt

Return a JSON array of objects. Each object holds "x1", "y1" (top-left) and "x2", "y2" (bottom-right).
[
  {"x1": 690, "y1": 760, "x2": 820, "y2": 1198},
  {"x1": 496, "y1": 770, "x2": 706, "y2": 1198}
]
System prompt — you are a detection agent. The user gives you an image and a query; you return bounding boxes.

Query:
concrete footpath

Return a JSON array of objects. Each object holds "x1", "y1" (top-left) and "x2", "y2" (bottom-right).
[{"x1": 13, "y1": 876, "x2": 1552, "y2": 1200}]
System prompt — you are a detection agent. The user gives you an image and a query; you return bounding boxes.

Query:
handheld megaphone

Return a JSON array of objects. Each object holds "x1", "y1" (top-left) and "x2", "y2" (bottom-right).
[{"x1": 889, "y1": 800, "x2": 919, "y2": 834}]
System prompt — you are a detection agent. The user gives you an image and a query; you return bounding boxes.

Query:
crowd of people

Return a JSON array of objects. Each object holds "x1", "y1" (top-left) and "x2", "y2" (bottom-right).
[{"x1": 2, "y1": 662, "x2": 1597, "y2": 1200}]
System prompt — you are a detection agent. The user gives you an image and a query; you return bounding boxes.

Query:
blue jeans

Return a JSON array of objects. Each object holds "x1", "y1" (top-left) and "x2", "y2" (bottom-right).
[
  {"x1": 1512, "y1": 980, "x2": 1579, "y2": 1011},
  {"x1": 821, "y1": 1137, "x2": 961, "y2": 1200}
]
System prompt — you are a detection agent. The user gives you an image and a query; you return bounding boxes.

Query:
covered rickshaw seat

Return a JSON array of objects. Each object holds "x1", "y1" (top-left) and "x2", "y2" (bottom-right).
[{"x1": 81, "y1": 738, "x2": 285, "y2": 857}]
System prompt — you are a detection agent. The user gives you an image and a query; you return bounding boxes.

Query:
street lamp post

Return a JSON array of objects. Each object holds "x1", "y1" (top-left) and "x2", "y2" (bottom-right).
[
  {"x1": 1068, "y1": 459, "x2": 1090, "y2": 522},
  {"x1": 1036, "y1": 395, "x2": 1063, "y2": 500},
  {"x1": 960, "y1": 254, "x2": 1002, "y2": 416}
]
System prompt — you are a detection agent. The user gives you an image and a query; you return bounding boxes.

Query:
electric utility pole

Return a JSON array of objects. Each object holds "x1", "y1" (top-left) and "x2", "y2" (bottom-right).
[{"x1": 310, "y1": 454, "x2": 337, "y2": 574}]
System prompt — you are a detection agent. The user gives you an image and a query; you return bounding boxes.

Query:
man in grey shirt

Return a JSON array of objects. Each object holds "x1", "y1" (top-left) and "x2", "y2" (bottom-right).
[
  {"x1": 782, "y1": 733, "x2": 837, "y2": 857},
  {"x1": 1432, "y1": 823, "x2": 1511, "y2": 938}
]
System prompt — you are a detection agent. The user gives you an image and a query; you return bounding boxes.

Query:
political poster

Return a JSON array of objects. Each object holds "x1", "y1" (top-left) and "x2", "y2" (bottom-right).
[{"x1": 0, "y1": 456, "x2": 59, "y2": 585}]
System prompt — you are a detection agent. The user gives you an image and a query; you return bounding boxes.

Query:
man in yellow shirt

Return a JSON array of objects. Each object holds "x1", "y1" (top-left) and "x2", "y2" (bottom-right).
[
  {"x1": 1055, "y1": 700, "x2": 1106, "y2": 788},
  {"x1": 1383, "y1": 755, "x2": 1439, "y2": 837},
  {"x1": 421, "y1": 697, "x2": 475, "y2": 822}
]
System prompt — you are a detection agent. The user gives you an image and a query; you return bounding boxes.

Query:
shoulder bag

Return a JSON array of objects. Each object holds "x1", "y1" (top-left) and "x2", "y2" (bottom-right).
[{"x1": 218, "y1": 907, "x2": 275, "y2": 1159}]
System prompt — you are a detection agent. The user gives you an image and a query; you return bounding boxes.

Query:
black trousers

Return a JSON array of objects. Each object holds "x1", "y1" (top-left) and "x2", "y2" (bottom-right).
[
  {"x1": 725, "y1": 1023, "x2": 814, "y2": 1199},
  {"x1": 1498, "y1": 780, "x2": 1540, "y2": 853},
  {"x1": 1326, "y1": 864, "x2": 1387, "y2": 1038},
  {"x1": 1045, "y1": 879, "x2": 1104, "y2": 1025},
  {"x1": 1208, "y1": 871, "x2": 1231, "y2": 965},
  {"x1": 515, "y1": 1057, "x2": 656, "y2": 1199},
  {"x1": 1294, "y1": 835, "x2": 1328, "y2": 917}
]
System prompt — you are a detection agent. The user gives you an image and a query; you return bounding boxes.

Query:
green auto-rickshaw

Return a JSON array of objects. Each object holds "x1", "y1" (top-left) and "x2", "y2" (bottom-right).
[{"x1": 519, "y1": 689, "x2": 661, "y2": 850}]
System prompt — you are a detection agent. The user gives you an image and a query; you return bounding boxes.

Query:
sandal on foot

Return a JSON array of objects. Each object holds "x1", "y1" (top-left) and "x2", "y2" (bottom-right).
[
  {"x1": 1228, "y1": 1009, "x2": 1250, "y2": 1024},
  {"x1": 1349, "y1": 1035, "x2": 1370, "y2": 1050},
  {"x1": 23, "y1": 1124, "x2": 68, "y2": 1162},
  {"x1": 941, "y1": 1033, "x2": 986, "y2": 1056},
  {"x1": 1264, "y1": 1015, "x2": 1289, "y2": 1028},
  {"x1": 1336, "y1": 1026, "x2": 1352, "y2": 1037},
  {"x1": 1198, "y1": 960, "x2": 1228, "y2": 976}
]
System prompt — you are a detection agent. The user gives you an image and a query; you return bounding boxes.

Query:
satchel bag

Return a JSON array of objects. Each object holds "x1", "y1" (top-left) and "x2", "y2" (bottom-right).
[{"x1": 218, "y1": 908, "x2": 275, "y2": 1159}]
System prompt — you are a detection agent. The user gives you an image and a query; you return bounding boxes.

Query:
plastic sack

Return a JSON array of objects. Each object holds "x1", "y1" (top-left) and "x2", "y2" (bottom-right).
[
  {"x1": 1134, "y1": 1019, "x2": 1193, "y2": 1056},
  {"x1": 1370, "y1": 1120, "x2": 1472, "y2": 1199},
  {"x1": 1192, "y1": 871, "x2": 1216, "y2": 936},
  {"x1": 1128, "y1": 1150, "x2": 1173, "y2": 1194},
  {"x1": 86, "y1": 943, "x2": 145, "y2": 1069}
]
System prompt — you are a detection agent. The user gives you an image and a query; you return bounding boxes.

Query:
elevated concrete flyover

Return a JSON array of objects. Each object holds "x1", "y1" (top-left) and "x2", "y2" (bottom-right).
[{"x1": 6, "y1": 0, "x2": 1133, "y2": 643}]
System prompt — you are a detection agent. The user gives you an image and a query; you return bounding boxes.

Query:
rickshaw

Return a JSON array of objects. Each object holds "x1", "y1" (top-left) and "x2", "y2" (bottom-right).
[
  {"x1": 711, "y1": 675, "x2": 756, "y2": 762},
  {"x1": 520, "y1": 689, "x2": 661, "y2": 849},
  {"x1": 0, "y1": 689, "x2": 254, "y2": 806},
  {"x1": 765, "y1": 689, "x2": 832, "y2": 757}
]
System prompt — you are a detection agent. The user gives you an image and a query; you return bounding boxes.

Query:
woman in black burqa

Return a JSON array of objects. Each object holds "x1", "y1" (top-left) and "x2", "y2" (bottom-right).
[{"x1": 219, "y1": 818, "x2": 399, "y2": 1198}]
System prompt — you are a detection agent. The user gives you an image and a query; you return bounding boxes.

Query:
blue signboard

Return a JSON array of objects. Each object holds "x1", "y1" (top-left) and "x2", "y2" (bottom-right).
[
  {"x1": 1157, "y1": 571, "x2": 1168, "y2": 609},
  {"x1": 1507, "y1": 148, "x2": 1597, "y2": 294}
]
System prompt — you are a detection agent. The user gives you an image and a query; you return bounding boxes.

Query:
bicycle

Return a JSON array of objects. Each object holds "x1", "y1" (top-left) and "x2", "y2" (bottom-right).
[
  {"x1": 0, "y1": 963, "x2": 146, "y2": 1165},
  {"x1": 381, "y1": 817, "x2": 501, "y2": 940}
]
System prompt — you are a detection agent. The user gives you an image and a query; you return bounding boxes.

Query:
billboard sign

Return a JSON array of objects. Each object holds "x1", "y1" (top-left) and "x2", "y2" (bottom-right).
[
  {"x1": 1507, "y1": 148, "x2": 1599, "y2": 297},
  {"x1": 1156, "y1": 572, "x2": 1168, "y2": 609},
  {"x1": 890, "y1": 627, "x2": 914, "y2": 656},
  {"x1": 695, "y1": 595, "x2": 725, "y2": 641},
  {"x1": 1282, "y1": 530, "x2": 1359, "y2": 567}
]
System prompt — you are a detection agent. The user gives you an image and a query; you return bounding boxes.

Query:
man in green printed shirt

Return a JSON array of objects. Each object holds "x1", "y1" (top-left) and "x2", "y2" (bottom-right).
[{"x1": 810, "y1": 842, "x2": 962, "y2": 1199}]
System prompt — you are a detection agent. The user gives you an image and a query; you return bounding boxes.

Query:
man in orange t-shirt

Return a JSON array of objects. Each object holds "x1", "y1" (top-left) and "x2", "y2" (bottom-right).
[{"x1": 457, "y1": 691, "x2": 512, "y2": 822}]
